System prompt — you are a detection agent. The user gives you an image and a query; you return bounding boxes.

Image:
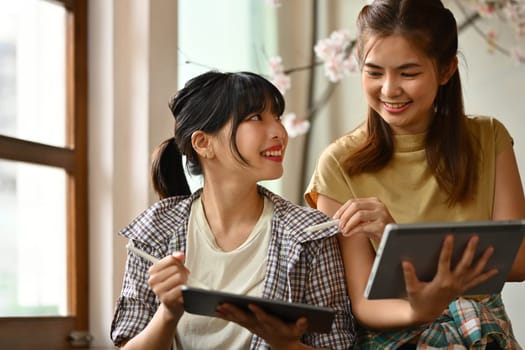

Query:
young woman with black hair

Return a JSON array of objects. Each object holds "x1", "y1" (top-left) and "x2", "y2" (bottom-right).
[{"x1": 111, "y1": 71, "x2": 356, "y2": 349}]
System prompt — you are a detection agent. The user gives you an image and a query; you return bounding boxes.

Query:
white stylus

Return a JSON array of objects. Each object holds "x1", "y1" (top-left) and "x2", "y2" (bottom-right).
[
  {"x1": 125, "y1": 241, "x2": 206, "y2": 287},
  {"x1": 303, "y1": 219, "x2": 340, "y2": 232},
  {"x1": 126, "y1": 241, "x2": 160, "y2": 263}
]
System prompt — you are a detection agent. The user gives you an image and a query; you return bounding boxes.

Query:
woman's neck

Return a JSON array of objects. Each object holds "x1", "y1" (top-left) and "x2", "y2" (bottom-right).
[{"x1": 200, "y1": 183, "x2": 264, "y2": 251}]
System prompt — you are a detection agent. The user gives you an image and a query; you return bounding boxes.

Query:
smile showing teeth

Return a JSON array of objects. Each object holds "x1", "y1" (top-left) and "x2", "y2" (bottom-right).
[
  {"x1": 261, "y1": 150, "x2": 283, "y2": 157},
  {"x1": 384, "y1": 102, "x2": 409, "y2": 108}
]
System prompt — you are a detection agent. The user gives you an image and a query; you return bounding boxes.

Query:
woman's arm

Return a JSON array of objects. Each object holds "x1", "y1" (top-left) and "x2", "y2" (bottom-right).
[
  {"x1": 492, "y1": 145, "x2": 525, "y2": 281},
  {"x1": 338, "y1": 231, "x2": 421, "y2": 329},
  {"x1": 318, "y1": 195, "x2": 422, "y2": 329},
  {"x1": 120, "y1": 304, "x2": 178, "y2": 350},
  {"x1": 319, "y1": 194, "x2": 498, "y2": 330},
  {"x1": 120, "y1": 253, "x2": 189, "y2": 349}
]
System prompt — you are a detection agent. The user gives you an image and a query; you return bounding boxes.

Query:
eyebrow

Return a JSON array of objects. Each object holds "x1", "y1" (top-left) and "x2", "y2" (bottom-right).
[{"x1": 364, "y1": 62, "x2": 423, "y2": 70}]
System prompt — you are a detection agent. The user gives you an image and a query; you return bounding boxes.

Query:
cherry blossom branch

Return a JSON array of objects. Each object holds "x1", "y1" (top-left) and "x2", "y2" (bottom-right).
[
  {"x1": 455, "y1": 0, "x2": 511, "y2": 55},
  {"x1": 283, "y1": 61, "x2": 323, "y2": 75}
]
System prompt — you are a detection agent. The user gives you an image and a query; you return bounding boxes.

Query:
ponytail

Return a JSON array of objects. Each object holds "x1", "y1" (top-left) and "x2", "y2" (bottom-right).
[{"x1": 150, "y1": 138, "x2": 191, "y2": 199}]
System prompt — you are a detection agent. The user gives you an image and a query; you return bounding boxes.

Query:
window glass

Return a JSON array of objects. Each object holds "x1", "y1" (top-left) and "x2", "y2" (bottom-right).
[
  {"x1": 0, "y1": 0, "x2": 66, "y2": 147},
  {"x1": 177, "y1": 0, "x2": 281, "y2": 193},
  {"x1": 0, "y1": 159, "x2": 67, "y2": 316}
]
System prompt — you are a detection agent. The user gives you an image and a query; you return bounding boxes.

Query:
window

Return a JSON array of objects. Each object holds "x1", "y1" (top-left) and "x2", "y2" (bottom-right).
[
  {"x1": 177, "y1": 0, "x2": 281, "y2": 193},
  {"x1": 0, "y1": 0, "x2": 88, "y2": 348}
]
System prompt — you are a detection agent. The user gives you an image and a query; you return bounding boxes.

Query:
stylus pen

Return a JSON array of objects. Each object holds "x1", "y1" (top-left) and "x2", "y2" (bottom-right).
[
  {"x1": 126, "y1": 241, "x2": 206, "y2": 287},
  {"x1": 126, "y1": 241, "x2": 160, "y2": 263},
  {"x1": 303, "y1": 219, "x2": 340, "y2": 233}
]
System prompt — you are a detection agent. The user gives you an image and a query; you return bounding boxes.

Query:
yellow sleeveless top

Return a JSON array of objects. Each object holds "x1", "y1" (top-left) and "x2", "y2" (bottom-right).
[{"x1": 305, "y1": 116, "x2": 512, "y2": 223}]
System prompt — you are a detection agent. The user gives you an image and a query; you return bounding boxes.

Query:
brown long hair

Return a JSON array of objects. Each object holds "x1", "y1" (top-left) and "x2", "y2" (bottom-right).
[{"x1": 344, "y1": 0, "x2": 477, "y2": 205}]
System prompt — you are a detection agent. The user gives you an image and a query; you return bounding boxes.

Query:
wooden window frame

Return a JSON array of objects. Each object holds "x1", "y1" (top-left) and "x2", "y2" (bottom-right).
[{"x1": 0, "y1": 0, "x2": 88, "y2": 348}]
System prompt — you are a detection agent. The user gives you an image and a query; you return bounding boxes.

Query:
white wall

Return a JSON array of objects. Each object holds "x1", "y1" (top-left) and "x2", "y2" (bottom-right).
[{"x1": 457, "y1": 11, "x2": 525, "y2": 344}]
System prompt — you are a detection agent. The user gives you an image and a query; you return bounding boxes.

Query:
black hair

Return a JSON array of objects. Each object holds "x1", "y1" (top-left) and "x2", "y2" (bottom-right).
[
  {"x1": 150, "y1": 138, "x2": 191, "y2": 199},
  {"x1": 151, "y1": 71, "x2": 285, "y2": 199}
]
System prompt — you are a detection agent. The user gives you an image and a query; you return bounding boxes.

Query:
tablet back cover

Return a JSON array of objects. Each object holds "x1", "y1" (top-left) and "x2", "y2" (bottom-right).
[
  {"x1": 182, "y1": 286, "x2": 335, "y2": 333},
  {"x1": 365, "y1": 220, "x2": 525, "y2": 299}
]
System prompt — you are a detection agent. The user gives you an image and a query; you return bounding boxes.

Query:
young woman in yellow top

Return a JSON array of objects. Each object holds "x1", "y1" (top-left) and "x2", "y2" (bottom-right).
[{"x1": 306, "y1": 0, "x2": 525, "y2": 348}]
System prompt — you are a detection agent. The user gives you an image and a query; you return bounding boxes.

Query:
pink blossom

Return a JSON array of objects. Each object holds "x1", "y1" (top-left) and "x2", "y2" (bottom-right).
[
  {"x1": 268, "y1": 56, "x2": 291, "y2": 94},
  {"x1": 281, "y1": 113, "x2": 310, "y2": 138},
  {"x1": 510, "y1": 46, "x2": 525, "y2": 65},
  {"x1": 269, "y1": 56, "x2": 285, "y2": 74},
  {"x1": 322, "y1": 53, "x2": 358, "y2": 83},
  {"x1": 343, "y1": 56, "x2": 358, "y2": 73},
  {"x1": 314, "y1": 29, "x2": 355, "y2": 82},
  {"x1": 502, "y1": 2, "x2": 525, "y2": 38},
  {"x1": 314, "y1": 40, "x2": 337, "y2": 61},
  {"x1": 324, "y1": 56, "x2": 346, "y2": 82},
  {"x1": 476, "y1": 3, "x2": 498, "y2": 16},
  {"x1": 271, "y1": 73, "x2": 292, "y2": 94}
]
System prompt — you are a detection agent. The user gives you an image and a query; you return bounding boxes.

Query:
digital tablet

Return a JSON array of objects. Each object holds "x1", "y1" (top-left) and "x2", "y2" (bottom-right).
[
  {"x1": 364, "y1": 220, "x2": 525, "y2": 299},
  {"x1": 181, "y1": 285, "x2": 335, "y2": 333}
]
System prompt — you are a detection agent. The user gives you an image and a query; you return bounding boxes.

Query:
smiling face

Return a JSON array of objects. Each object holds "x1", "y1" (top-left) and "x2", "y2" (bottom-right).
[
  {"x1": 235, "y1": 104, "x2": 288, "y2": 181},
  {"x1": 210, "y1": 102, "x2": 288, "y2": 183},
  {"x1": 361, "y1": 34, "x2": 446, "y2": 135}
]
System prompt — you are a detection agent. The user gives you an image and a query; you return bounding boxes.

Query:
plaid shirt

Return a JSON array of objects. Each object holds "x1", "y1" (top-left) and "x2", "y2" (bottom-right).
[
  {"x1": 356, "y1": 294, "x2": 520, "y2": 349},
  {"x1": 110, "y1": 185, "x2": 356, "y2": 349}
]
